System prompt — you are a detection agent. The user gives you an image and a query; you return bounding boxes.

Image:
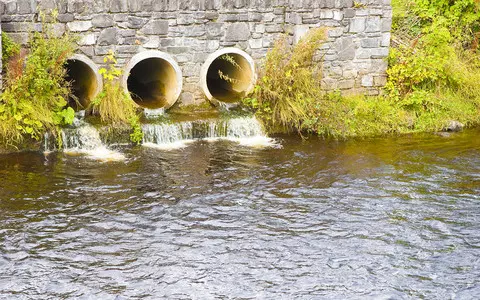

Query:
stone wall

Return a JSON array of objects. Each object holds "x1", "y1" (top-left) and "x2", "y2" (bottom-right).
[{"x1": 0, "y1": 0, "x2": 392, "y2": 105}]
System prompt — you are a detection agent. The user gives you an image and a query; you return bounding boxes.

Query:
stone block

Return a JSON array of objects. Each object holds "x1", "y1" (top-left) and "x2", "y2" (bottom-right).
[
  {"x1": 371, "y1": 47, "x2": 389, "y2": 58},
  {"x1": 142, "y1": 20, "x2": 169, "y2": 35},
  {"x1": 8, "y1": 33, "x2": 29, "y2": 45},
  {"x1": 95, "y1": 45, "x2": 115, "y2": 55},
  {"x1": 117, "y1": 45, "x2": 138, "y2": 53},
  {"x1": 67, "y1": 21, "x2": 92, "y2": 32},
  {"x1": 338, "y1": 79, "x2": 355, "y2": 90},
  {"x1": 361, "y1": 37, "x2": 380, "y2": 48},
  {"x1": 344, "y1": 8, "x2": 355, "y2": 18},
  {"x1": 365, "y1": 16, "x2": 381, "y2": 32},
  {"x1": 249, "y1": 39, "x2": 263, "y2": 49},
  {"x1": 127, "y1": 16, "x2": 148, "y2": 29},
  {"x1": 180, "y1": 92, "x2": 195, "y2": 106},
  {"x1": 381, "y1": 32, "x2": 391, "y2": 47},
  {"x1": 166, "y1": 46, "x2": 191, "y2": 54},
  {"x1": 328, "y1": 28, "x2": 344, "y2": 38},
  {"x1": 255, "y1": 24, "x2": 266, "y2": 33},
  {"x1": 17, "y1": 0, "x2": 35, "y2": 14},
  {"x1": 293, "y1": 25, "x2": 309, "y2": 44},
  {"x1": 349, "y1": 17, "x2": 365, "y2": 33},
  {"x1": 336, "y1": 37, "x2": 355, "y2": 60},
  {"x1": 374, "y1": 75, "x2": 387, "y2": 87},
  {"x1": 143, "y1": 36, "x2": 160, "y2": 48},
  {"x1": 177, "y1": 14, "x2": 195, "y2": 25},
  {"x1": 382, "y1": 17, "x2": 392, "y2": 32},
  {"x1": 265, "y1": 24, "x2": 283, "y2": 33},
  {"x1": 193, "y1": 52, "x2": 209, "y2": 62},
  {"x1": 57, "y1": 14, "x2": 75, "y2": 22},
  {"x1": 110, "y1": 0, "x2": 128, "y2": 12},
  {"x1": 78, "y1": 46, "x2": 94, "y2": 57},
  {"x1": 225, "y1": 23, "x2": 250, "y2": 41},
  {"x1": 205, "y1": 11, "x2": 219, "y2": 20},
  {"x1": 361, "y1": 75, "x2": 374, "y2": 87},
  {"x1": 92, "y1": 14, "x2": 114, "y2": 28},
  {"x1": 97, "y1": 28, "x2": 118, "y2": 45},
  {"x1": 5, "y1": 1, "x2": 16, "y2": 15},
  {"x1": 79, "y1": 33, "x2": 96, "y2": 46},
  {"x1": 206, "y1": 40, "x2": 220, "y2": 51}
]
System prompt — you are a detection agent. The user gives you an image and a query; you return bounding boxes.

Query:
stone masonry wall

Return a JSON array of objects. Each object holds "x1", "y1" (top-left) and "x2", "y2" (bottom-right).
[{"x1": 0, "y1": 0, "x2": 392, "y2": 105}]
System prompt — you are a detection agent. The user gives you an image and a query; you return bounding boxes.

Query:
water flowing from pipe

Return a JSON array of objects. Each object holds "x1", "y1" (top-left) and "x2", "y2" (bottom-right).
[
  {"x1": 142, "y1": 116, "x2": 278, "y2": 150},
  {"x1": 44, "y1": 113, "x2": 125, "y2": 161}
]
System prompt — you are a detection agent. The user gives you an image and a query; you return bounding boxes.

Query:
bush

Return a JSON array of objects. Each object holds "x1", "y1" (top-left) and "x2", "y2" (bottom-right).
[
  {"x1": 0, "y1": 11, "x2": 76, "y2": 147},
  {"x1": 91, "y1": 50, "x2": 143, "y2": 144},
  {"x1": 243, "y1": 28, "x2": 327, "y2": 133}
]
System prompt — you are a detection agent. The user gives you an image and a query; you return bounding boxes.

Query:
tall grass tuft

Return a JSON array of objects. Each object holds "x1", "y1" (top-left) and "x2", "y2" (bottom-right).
[
  {"x1": 91, "y1": 51, "x2": 143, "y2": 144},
  {"x1": 244, "y1": 28, "x2": 327, "y2": 133}
]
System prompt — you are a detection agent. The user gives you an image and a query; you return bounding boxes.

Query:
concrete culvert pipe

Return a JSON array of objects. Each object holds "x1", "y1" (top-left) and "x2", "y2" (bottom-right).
[
  {"x1": 123, "y1": 51, "x2": 183, "y2": 109},
  {"x1": 65, "y1": 54, "x2": 103, "y2": 111},
  {"x1": 201, "y1": 48, "x2": 256, "y2": 104}
]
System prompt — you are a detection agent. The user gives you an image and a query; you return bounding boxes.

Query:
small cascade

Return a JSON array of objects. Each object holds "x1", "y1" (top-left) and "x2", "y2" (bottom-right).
[
  {"x1": 44, "y1": 112, "x2": 125, "y2": 161},
  {"x1": 142, "y1": 116, "x2": 277, "y2": 149}
]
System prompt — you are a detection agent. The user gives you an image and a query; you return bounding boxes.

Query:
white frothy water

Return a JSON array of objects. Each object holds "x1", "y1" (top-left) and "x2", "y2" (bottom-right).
[
  {"x1": 144, "y1": 108, "x2": 166, "y2": 119},
  {"x1": 142, "y1": 116, "x2": 278, "y2": 150},
  {"x1": 44, "y1": 112, "x2": 125, "y2": 161},
  {"x1": 62, "y1": 125, "x2": 125, "y2": 161}
]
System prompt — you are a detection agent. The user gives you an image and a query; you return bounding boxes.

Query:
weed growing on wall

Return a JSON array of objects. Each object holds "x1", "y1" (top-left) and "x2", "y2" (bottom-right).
[
  {"x1": 0, "y1": 11, "x2": 76, "y2": 147},
  {"x1": 1, "y1": 32, "x2": 20, "y2": 69},
  {"x1": 243, "y1": 28, "x2": 327, "y2": 133},
  {"x1": 91, "y1": 50, "x2": 143, "y2": 144}
]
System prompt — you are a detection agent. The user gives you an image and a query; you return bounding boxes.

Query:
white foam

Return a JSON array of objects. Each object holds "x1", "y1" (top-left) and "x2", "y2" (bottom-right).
[
  {"x1": 62, "y1": 123, "x2": 125, "y2": 162},
  {"x1": 142, "y1": 139, "x2": 195, "y2": 151},
  {"x1": 141, "y1": 116, "x2": 280, "y2": 150}
]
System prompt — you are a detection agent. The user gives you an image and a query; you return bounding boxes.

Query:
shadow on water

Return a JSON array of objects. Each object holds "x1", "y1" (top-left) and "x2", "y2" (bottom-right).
[{"x1": 0, "y1": 129, "x2": 479, "y2": 298}]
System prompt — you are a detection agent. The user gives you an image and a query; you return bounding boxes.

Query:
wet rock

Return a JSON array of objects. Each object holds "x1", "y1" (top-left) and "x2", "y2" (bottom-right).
[{"x1": 445, "y1": 120, "x2": 464, "y2": 132}]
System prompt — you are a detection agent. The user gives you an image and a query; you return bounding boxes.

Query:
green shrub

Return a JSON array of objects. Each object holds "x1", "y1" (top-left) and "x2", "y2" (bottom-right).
[
  {"x1": 243, "y1": 28, "x2": 327, "y2": 133},
  {"x1": 91, "y1": 50, "x2": 143, "y2": 144},
  {"x1": 0, "y1": 11, "x2": 76, "y2": 146},
  {"x1": 1, "y1": 32, "x2": 20, "y2": 68}
]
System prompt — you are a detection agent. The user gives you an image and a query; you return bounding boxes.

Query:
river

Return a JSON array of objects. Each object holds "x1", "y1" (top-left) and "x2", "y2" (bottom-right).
[{"x1": 0, "y1": 128, "x2": 479, "y2": 299}]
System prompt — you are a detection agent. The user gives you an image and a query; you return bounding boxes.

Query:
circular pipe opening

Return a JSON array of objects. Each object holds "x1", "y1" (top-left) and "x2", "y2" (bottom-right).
[
  {"x1": 200, "y1": 48, "x2": 256, "y2": 104},
  {"x1": 65, "y1": 54, "x2": 103, "y2": 111},
  {"x1": 123, "y1": 51, "x2": 183, "y2": 109}
]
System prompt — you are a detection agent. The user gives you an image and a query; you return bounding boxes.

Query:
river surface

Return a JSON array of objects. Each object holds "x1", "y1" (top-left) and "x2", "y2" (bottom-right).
[{"x1": 0, "y1": 129, "x2": 479, "y2": 299}]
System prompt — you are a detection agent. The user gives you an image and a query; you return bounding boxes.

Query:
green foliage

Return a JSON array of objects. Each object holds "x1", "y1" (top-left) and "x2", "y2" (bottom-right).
[
  {"x1": 245, "y1": 0, "x2": 480, "y2": 139},
  {"x1": 1, "y1": 32, "x2": 20, "y2": 67},
  {"x1": 387, "y1": 0, "x2": 480, "y2": 133},
  {"x1": 0, "y1": 11, "x2": 76, "y2": 146},
  {"x1": 243, "y1": 28, "x2": 327, "y2": 133},
  {"x1": 92, "y1": 50, "x2": 143, "y2": 144}
]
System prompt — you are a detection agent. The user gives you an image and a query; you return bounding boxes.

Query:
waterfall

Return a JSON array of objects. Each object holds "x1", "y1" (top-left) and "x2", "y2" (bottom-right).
[
  {"x1": 44, "y1": 112, "x2": 125, "y2": 161},
  {"x1": 142, "y1": 116, "x2": 277, "y2": 149}
]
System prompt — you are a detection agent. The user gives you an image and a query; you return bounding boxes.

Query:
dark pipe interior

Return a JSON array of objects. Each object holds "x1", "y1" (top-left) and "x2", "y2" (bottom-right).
[
  {"x1": 65, "y1": 59, "x2": 97, "y2": 111},
  {"x1": 127, "y1": 58, "x2": 177, "y2": 109},
  {"x1": 206, "y1": 53, "x2": 252, "y2": 103}
]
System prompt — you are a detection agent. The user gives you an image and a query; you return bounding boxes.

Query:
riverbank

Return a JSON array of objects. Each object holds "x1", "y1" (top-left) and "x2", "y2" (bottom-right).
[
  {"x1": 2, "y1": 2, "x2": 480, "y2": 152},
  {"x1": 245, "y1": 0, "x2": 480, "y2": 138}
]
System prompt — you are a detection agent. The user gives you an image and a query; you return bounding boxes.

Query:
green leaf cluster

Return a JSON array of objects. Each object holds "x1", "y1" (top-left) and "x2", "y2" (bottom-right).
[
  {"x1": 0, "y1": 12, "x2": 76, "y2": 147},
  {"x1": 91, "y1": 50, "x2": 143, "y2": 144},
  {"x1": 1, "y1": 32, "x2": 20, "y2": 67}
]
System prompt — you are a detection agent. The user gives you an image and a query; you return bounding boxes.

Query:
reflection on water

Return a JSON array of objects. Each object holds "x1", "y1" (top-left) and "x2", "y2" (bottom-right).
[{"x1": 1, "y1": 130, "x2": 480, "y2": 299}]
